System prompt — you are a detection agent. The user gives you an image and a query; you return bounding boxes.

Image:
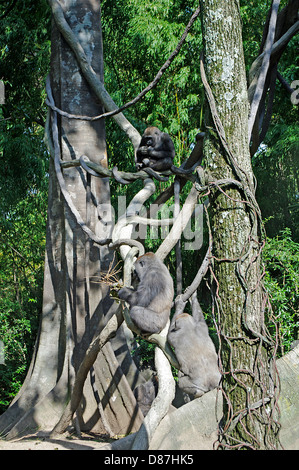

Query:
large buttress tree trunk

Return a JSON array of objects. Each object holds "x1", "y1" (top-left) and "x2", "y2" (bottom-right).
[
  {"x1": 200, "y1": 0, "x2": 280, "y2": 449},
  {"x1": 0, "y1": 0, "x2": 143, "y2": 439}
]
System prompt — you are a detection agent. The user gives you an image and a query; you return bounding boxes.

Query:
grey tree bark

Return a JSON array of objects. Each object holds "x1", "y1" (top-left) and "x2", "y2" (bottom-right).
[
  {"x1": 200, "y1": 0, "x2": 281, "y2": 449},
  {"x1": 0, "y1": 0, "x2": 144, "y2": 439}
]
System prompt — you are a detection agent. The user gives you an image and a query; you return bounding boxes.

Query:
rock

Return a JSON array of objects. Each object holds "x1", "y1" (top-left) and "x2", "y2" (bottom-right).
[
  {"x1": 149, "y1": 345, "x2": 299, "y2": 450},
  {"x1": 277, "y1": 345, "x2": 299, "y2": 450},
  {"x1": 149, "y1": 388, "x2": 221, "y2": 450}
]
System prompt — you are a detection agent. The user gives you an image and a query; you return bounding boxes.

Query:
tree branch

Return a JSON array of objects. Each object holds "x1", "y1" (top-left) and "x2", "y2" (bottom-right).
[
  {"x1": 156, "y1": 185, "x2": 200, "y2": 261},
  {"x1": 174, "y1": 179, "x2": 183, "y2": 294},
  {"x1": 248, "y1": 0, "x2": 281, "y2": 140},
  {"x1": 60, "y1": 155, "x2": 171, "y2": 183},
  {"x1": 277, "y1": 70, "x2": 295, "y2": 94},
  {"x1": 181, "y1": 246, "x2": 211, "y2": 303},
  {"x1": 46, "y1": 78, "x2": 112, "y2": 246},
  {"x1": 50, "y1": 305, "x2": 124, "y2": 437},
  {"x1": 248, "y1": 20, "x2": 299, "y2": 102},
  {"x1": 47, "y1": 0, "x2": 141, "y2": 149},
  {"x1": 258, "y1": 64, "x2": 278, "y2": 144},
  {"x1": 111, "y1": 178, "x2": 156, "y2": 261},
  {"x1": 131, "y1": 336, "x2": 176, "y2": 450},
  {"x1": 45, "y1": 5, "x2": 200, "y2": 125}
]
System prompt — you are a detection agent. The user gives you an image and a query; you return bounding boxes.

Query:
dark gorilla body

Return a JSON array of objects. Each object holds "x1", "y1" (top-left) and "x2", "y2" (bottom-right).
[
  {"x1": 167, "y1": 293, "x2": 221, "y2": 399},
  {"x1": 136, "y1": 126, "x2": 175, "y2": 172},
  {"x1": 118, "y1": 252, "x2": 174, "y2": 335}
]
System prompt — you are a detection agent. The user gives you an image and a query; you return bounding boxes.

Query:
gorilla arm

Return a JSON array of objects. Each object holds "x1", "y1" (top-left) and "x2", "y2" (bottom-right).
[
  {"x1": 189, "y1": 292, "x2": 209, "y2": 334},
  {"x1": 118, "y1": 286, "x2": 138, "y2": 306}
]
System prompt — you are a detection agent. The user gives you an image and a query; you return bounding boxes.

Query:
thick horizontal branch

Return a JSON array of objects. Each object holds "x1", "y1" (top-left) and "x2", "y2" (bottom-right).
[
  {"x1": 109, "y1": 239, "x2": 145, "y2": 256},
  {"x1": 61, "y1": 156, "x2": 172, "y2": 183}
]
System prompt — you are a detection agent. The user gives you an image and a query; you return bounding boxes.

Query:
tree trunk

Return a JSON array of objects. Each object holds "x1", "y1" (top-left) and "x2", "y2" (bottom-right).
[
  {"x1": 0, "y1": 0, "x2": 143, "y2": 439},
  {"x1": 200, "y1": 0, "x2": 280, "y2": 449}
]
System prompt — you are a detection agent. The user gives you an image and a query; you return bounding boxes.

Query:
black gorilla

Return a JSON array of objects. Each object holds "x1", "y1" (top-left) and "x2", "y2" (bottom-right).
[
  {"x1": 118, "y1": 252, "x2": 174, "y2": 335},
  {"x1": 167, "y1": 293, "x2": 220, "y2": 399},
  {"x1": 136, "y1": 126, "x2": 175, "y2": 172}
]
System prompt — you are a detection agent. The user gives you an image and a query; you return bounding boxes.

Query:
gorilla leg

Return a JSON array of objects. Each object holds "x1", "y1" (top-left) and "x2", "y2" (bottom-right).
[
  {"x1": 148, "y1": 157, "x2": 173, "y2": 171},
  {"x1": 129, "y1": 306, "x2": 168, "y2": 335},
  {"x1": 177, "y1": 373, "x2": 205, "y2": 398}
]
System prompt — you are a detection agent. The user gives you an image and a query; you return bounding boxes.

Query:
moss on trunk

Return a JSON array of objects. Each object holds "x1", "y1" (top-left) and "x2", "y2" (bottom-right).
[{"x1": 200, "y1": 0, "x2": 280, "y2": 449}]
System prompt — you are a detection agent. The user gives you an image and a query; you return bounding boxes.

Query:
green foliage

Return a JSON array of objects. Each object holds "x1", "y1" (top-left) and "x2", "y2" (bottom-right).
[
  {"x1": 0, "y1": 0, "x2": 298, "y2": 412},
  {"x1": 132, "y1": 338, "x2": 156, "y2": 371},
  {"x1": 101, "y1": 0, "x2": 203, "y2": 171},
  {"x1": 0, "y1": 0, "x2": 50, "y2": 411},
  {"x1": 263, "y1": 228, "x2": 299, "y2": 354},
  {"x1": 253, "y1": 124, "x2": 299, "y2": 241},
  {"x1": 0, "y1": 307, "x2": 32, "y2": 412},
  {"x1": 0, "y1": 189, "x2": 47, "y2": 412},
  {"x1": 0, "y1": 0, "x2": 50, "y2": 211}
]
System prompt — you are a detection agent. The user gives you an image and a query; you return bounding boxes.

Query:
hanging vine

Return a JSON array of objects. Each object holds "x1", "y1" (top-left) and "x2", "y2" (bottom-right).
[
  {"x1": 44, "y1": 0, "x2": 288, "y2": 450},
  {"x1": 199, "y1": 51, "x2": 281, "y2": 449}
]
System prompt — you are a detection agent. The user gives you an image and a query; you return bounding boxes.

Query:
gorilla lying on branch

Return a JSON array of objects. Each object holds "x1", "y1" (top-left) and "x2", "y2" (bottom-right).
[
  {"x1": 118, "y1": 252, "x2": 174, "y2": 336},
  {"x1": 167, "y1": 293, "x2": 221, "y2": 400}
]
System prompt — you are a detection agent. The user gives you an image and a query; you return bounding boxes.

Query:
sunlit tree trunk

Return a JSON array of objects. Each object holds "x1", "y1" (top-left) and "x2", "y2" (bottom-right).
[
  {"x1": 200, "y1": 0, "x2": 280, "y2": 449},
  {"x1": 0, "y1": 0, "x2": 143, "y2": 439}
]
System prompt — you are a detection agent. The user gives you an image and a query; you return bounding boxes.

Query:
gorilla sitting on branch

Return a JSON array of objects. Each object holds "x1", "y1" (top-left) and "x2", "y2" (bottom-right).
[
  {"x1": 136, "y1": 126, "x2": 175, "y2": 172},
  {"x1": 118, "y1": 252, "x2": 174, "y2": 336}
]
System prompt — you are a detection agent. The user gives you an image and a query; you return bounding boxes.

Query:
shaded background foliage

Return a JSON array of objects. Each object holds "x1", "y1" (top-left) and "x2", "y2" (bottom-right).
[
  {"x1": 0, "y1": 0, "x2": 50, "y2": 411},
  {"x1": 0, "y1": 0, "x2": 298, "y2": 412}
]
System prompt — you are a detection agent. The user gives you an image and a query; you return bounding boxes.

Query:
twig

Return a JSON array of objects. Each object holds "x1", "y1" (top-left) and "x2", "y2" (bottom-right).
[{"x1": 91, "y1": 253, "x2": 123, "y2": 288}]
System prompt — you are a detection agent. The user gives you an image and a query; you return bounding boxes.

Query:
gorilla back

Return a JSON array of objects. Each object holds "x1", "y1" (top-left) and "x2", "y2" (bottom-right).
[
  {"x1": 118, "y1": 252, "x2": 174, "y2": 335},
  {"x1": 167, "y1": 294, "x2": 220, "y2": 399}
]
